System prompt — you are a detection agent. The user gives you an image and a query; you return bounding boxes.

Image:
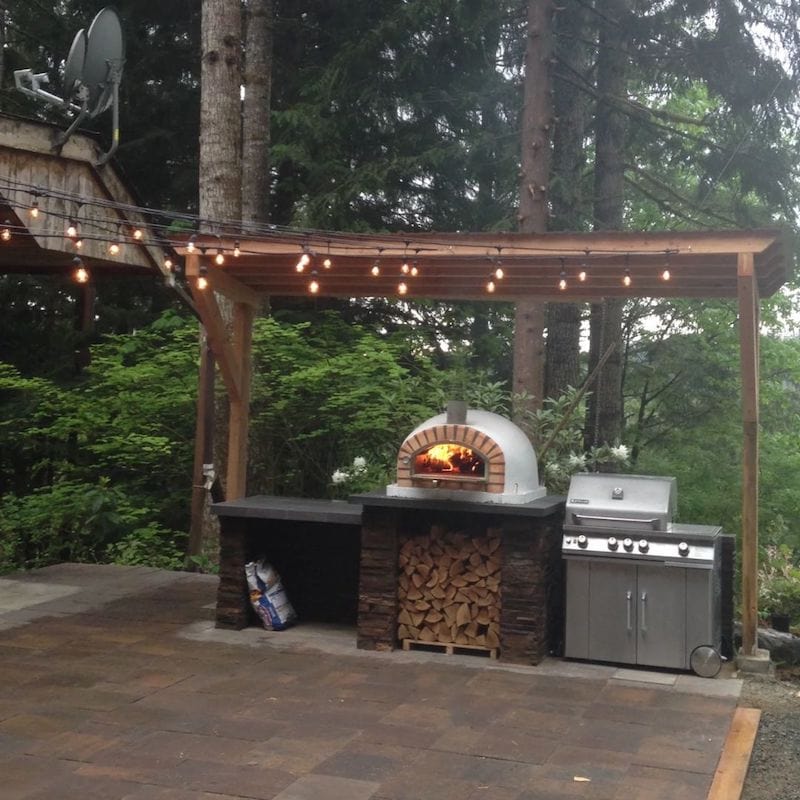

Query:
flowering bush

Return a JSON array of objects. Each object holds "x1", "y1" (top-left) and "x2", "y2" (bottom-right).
[
  {"x1": 542, "y1": 443, "x2": 631, "y2": 494},
  {"x1": 329, "y1": 456, "x2": 389, "y2": 498}
]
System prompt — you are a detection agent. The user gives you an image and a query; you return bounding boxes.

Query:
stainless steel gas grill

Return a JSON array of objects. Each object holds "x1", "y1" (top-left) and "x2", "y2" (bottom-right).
[{"x1": 562, "y1": 473, "x2": 722, "y2": 676}]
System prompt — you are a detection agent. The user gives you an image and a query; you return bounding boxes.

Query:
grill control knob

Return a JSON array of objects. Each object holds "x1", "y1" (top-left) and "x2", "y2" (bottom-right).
[
  {"x1": 678, "y1": 541, "x2": 690, "y2": 556},
  {"x1": 623, "y1": 537, "x2": 634, "y2": 551},
  {"x1": 577, "y1": 534, "x2": 588, "y2": 548},
  {"x1": 607, "y1": 537, "x2": 619, "y2": 550},
  {"x1": 638, "y1": 539, "x2": 649, "y2": 553}
]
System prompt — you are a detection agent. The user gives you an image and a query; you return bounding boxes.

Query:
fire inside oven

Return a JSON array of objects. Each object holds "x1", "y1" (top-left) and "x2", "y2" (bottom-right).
[{"x1": 413, "y1": 442, "x2": 485, "y2": 480}]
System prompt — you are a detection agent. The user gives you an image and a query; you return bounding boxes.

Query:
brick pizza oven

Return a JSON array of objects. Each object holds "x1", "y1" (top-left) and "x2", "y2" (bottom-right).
[{"x1": 354, "y1": 403, "x2": 564, "y2": 665}]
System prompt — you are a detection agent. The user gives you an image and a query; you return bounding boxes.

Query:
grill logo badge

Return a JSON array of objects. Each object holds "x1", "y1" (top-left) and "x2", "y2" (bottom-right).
[{"x1": 612, "y1": 487, "x2": 624, "y2": 500}]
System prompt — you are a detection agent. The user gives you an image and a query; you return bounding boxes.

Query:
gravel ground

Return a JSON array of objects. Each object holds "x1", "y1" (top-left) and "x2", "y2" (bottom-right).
[{"x1": 741, "y1": 667, "x2": 800, "y2": 800}]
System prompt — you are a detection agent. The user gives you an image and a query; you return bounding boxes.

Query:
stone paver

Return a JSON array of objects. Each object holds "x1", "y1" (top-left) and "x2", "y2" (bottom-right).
[{"x1": 0, "y1": 564, "x2": 741, "y2": 799}]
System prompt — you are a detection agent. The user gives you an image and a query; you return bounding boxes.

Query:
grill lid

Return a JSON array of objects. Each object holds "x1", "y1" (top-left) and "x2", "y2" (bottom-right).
[{"x1": 565, "y1": 473, "x2": 676, "y2": 531}]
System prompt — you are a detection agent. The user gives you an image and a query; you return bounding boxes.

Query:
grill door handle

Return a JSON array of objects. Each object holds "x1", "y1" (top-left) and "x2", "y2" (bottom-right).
[
  {"x1": 626, "y1": 590, "x2": 632, "y2": 631},
  {"x1": 572, "y1": 514, "x2": 660, "y2": 528},
  {"x1": 640, "y1": 591, "x2": 647, "y2": 632}
]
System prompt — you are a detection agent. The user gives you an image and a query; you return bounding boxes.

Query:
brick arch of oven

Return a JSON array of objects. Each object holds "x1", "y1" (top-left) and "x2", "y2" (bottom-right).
[{"x1": 395, "y1": 424, "x2": 505, "y2": 494}]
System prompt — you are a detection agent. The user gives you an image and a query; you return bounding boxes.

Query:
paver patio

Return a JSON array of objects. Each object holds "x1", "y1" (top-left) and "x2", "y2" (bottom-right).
[{"x1": 0, "y1": 564, "x2": 741, "y2": 799}]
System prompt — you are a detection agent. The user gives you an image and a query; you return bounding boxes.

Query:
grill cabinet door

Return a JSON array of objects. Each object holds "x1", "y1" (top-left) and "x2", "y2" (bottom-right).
[
  {"x1": 587, "y1": 561, "x2": 637, "y2": 665},
  {"x1": 636, "y1": 564, "x2": 687, "y2": 669}
]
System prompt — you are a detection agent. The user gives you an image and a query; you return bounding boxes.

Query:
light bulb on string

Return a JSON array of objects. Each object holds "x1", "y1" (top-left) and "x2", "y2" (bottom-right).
[
  {"x1": 371, "y1": 261, "x2": 380, "y2": 277},
  {"x1": 309, "y1": 271, "x2": 320, "y2": 294},
  {"x1": 398, "y1": 281, "x2": 408, "y2": 295},
  {"x1": 323, "y1": 257, "x2": 332, "y2": 269},
  {"x1": 410, "y1": 262, "x2": 419, "y2": 277},
  {"x1": 164, "y1": 258, "x2": 174, "y2": 272},
  {"x1": 661, "y1": 249, "x2": 672, "y2": 281},
  {"x1": 623, "y1": 269, "x2": 632, "y2": 287},
  {"x1": 579, "y1": 251, "x2": 589, "y2": 282},
  {"x1": 233, "y1": 241, "x2": 241, "y2": 258},
  {"x1": 1, "y1": 221, "x2": 11, "y2": 242},
  {"x1": 73, "y1": 257, "x2": 89, "y2": 284},
  {"x1": 558, "y1": 271, "x2": 567, "y2": 291},
  {"x1": 494, "y1": 266, "x2": 504, "y2": 280},
  {"x1": 66, "y1": 219, "x2": 78, "y2": 239},
  {"x1": 401, "y1": 260, "x2": 410, "y2": 275},
  {"x1": 295, "y1": 251, "x2": 310, "y2": 272},
  {"x1": 486, "y1": 279, "x2": 496, "y2": 293},
  {"x1": 132, "y1": 227, "x2": 143, "y2": 241},
  {"x1": 29, "y1": 197, "x2": 40, "y2": 220},
  {"x1": 197, "y1": 262, "x2": 209, "y2": 291},
  {"x1": 108, "y1": 240, "x2": 120, "y2": 256},
  {"x1": 215, "y1": 249, "x2": 225, "y2": 266},
  {"x1": 74, "y1": 237, "x2": 83, "y2": 250},
  {"x1": 186, "y1": 235, "x2": 196, "y2": 254}
]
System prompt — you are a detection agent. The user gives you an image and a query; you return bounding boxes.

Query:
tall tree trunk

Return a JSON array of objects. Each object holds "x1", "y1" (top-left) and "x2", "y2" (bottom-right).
[
  {"x1": 584, "y1": 0, "x2": 628, "y2": 455},
  {"x1": 200, "y1": 0, "x2": 243, "y2": 225},
  {"x1": 545, "y1": 0, "x2": 589, "y2": 399},
  {"x1": 188, "y1": 0, "x2": 243, "y2": 566},
  {"x1": 514, "y1": 0, "x2": 554, "y2": 417},
  {"x1": 242, "y1": 0, "x2": 273, "y2": 225}
]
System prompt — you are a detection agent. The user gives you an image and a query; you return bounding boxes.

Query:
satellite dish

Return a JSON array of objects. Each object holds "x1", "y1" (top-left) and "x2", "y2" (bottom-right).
[
  {"x1": 83, "y1": 7, "x2": 125, "y2": 116},
  {"x1": 63, "y1": 29, "x2": 87, "y2": 99},
  {"x1": 13, "y1": 6, "x2": 125, "y2": 165}
]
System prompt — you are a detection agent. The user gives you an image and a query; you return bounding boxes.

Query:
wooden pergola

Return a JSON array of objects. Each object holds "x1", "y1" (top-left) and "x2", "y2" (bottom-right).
[
  {"x1": 178, "y1": 226, "x2": 790, "y2": 660},
  {"x1": 0, "y1": 115, "x2": 790, "y2": 660}
]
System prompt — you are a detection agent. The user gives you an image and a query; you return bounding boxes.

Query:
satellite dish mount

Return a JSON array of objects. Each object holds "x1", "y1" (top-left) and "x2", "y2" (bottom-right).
[{"x1": 14, "y1": 7, "x2": 125, "y2": 166}]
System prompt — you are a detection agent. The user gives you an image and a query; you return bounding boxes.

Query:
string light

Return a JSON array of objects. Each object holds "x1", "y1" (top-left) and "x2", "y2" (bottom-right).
[
  {"x1": 1, "y1": 221, "x2": 11, "y2": 241},
  {"x1": 558, "y1": 271, "x2": 567, "y2": 291},
  {"x1": 295, "y1": 251, "x2": 310, "y2": 272},
  {"x1": 215, "y1": 249, "x2": 225, "y2": 266},
  {"x1": 29, "y1": 196, "x2": 40, "y2": 219},
  {"x1": 398, "y1": 281, "x2": 408, "y2": 295},
  {"x1": 323, "y1": 257, "x2": 332, "y2": 269},
  {"x1": 132, "y1": 227, "x2": 143, "y2": 240},
  {"x1": 486, "y1": 279, "x2": 496, "y2": 293},
  {"x1": 494, "y1": 266, "x2": 504, "y2": 280},
  {"x1": 309, "y1": 271, "x2": 320, "y2": 294},
  {"x1": 410, "y1": 262, "x2": 419, "y2": 277},
  {"x1": 401, "y1": 260, "x2": 410, "y2": 275},
  {"x1": 74, "y1": 236, "x2": 83, "y2": 250},
  {"x1": 73, "y1": 256, "x2": 89, "y2": 284},
  {"x1": 579, "y1": 251, "x2": 589, "y2": 282},
  {"x1": 108, "y1": 240, "x2": 120, "y2": 256},
  {"x1": 371, "y1": 261, "x2": 380, "y2": 277},
  {"x1": 233, "y1": 241, "x2": 241, "y2": 258},
  {"x1": 623, "y1": 269, "x2": 632, "y2": 287},
  {"x1": 661, "y1": 250, "x2": 671, "y2": 281},
  {"x1": 197, "y1": 262, "x2": 208, "y2": 290},
  {"x1": 186, "y1": 235, "x2": 196, "y2": 253},
  {"x1": 66, "y1": 219, "x2": 78, "y2": 239}
]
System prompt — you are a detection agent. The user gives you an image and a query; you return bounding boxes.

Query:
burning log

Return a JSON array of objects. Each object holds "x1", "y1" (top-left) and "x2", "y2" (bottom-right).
[{"x1": 397, "y1": 527, "x2": 501, "y2": 651}]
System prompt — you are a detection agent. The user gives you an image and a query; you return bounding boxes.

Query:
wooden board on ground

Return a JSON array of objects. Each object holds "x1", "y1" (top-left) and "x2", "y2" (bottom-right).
[{"x1": 402, "y1": 638, "x2": 498, "y2": 660}]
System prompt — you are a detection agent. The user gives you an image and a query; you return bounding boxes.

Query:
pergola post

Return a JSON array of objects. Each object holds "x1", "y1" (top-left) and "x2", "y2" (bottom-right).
[
  {"x1": 226, "y1": 302, "x2": 253, "y2": 500},
  {"x1": 737, "y1": 251, "x2": 760, "y2": 656}
]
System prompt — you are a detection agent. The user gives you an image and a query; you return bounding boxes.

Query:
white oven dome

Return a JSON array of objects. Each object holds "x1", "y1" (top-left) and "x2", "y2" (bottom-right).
[{"x1": 386, "y1": 408, "x2": 546, "y2": 505}]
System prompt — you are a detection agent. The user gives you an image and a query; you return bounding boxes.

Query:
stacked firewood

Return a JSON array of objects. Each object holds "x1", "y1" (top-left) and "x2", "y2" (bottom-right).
[{"x1": 397, "y1": 526, "x2": 501, "y2": 650}]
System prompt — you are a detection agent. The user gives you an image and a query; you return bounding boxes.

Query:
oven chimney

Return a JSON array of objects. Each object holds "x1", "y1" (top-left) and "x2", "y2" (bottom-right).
[{"x1": 446, "y1": 400, "x2": 468, "y2": 425}]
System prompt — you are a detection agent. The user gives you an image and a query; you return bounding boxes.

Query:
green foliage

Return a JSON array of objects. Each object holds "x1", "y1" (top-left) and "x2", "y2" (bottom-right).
[
  {"x1": 758, "y1": 544, "x2": 800, "y2": 621},
  {"x1": 0, "y1": 311, "x2": 196, "y2": 572},
  {"x1": 107, "y1": 523, "x2": 186, "y2": 572},
  {"x1": 248, "y1": 313, "x2": 444, "y2": 497}
]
